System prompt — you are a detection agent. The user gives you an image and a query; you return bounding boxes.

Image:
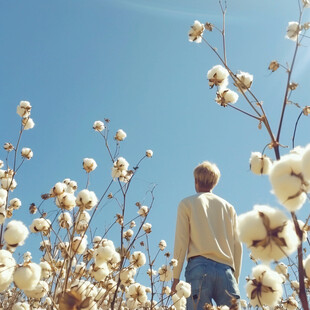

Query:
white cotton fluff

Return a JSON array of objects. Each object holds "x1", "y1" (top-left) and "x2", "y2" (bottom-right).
[
  {"x1": 12, "y1": 302, "x2": 30, "y2": 310},
  {"x1": 21, "y1": 147, "x2": 33, "y2": 160},
  {"x1": 301, "y1": 144, "x2": 310, "y2": 181},
  {"x1": 0, "y1": 206, "x2": 6, "y2": 224},
  {"x1": 76, "y1": 189, "x2": 98, "y2": 210},
  {"x1": 58, "y1": 212, "x2": 73, "y2": 228},
  {"x1": 246, "y1": 264, "x2": 283, "y2": 307},
  {"x1": 127, "y1": 283, "x2": 148, "y2": 303},
  {"x1": 91, "y1": 262, "x2": 109, "y2": 282},
  {"x1": 71, "y1": 279, "x2": 98, "y2": 300},
  {"x1": 235, "y1": 71, "x2": 253, "y2": 92},
  {"x1": 176, "y1": 281, "x2": 191, "y2": 298},
  {"x1": 130, "y1": 251, "x2": 146, "y2": 268},
  {"x1": 249, "y1": 152, "x2": 272, "y2": 175},
  {"x1": 158, "y1": 264, "x2": 173, "y2": 282},
  {"x1": 13, "y1": 262, "x2": 41, "y2": 290},
  {"x1": 286, "y1": 22, "x2": 301, "y2": 41},
  {"x1": 0, "y1": 188, "x2": 7, "y2": 200},
  {"x1": 94, "y1": 245, "x2": 115, "y2": 266},
  {"x1": 115, "y1": 129, "x2": 127, "y2": 141},
  {"x1": 283, "y1": 297, "x2": 299, "y2": 310},
  {"x1": 188, "y1": 20, "x2": 204, "y2": 43},
  {"x1": 138, "y1": 205, "x2": 149, "y2": 217},
  {"x1": 24, "y1": 280, "x2": 48, "y2": 298},
  {"x1": 304, "y1": 254, "x2": 310, "y2": 278},
  {"x1": 0, "y1": 250, "x2": 16, "y2": 292},
  {"x1": 29, "y1": 218, "x2": 51, "y2": 233},
  {"x1": 269, "y1": 153, "x2": 307, "y2": 211},
  {"x1": 1, "y1": 177, "x2": 17, "y2": 191},
  {"x1": 238, "y1": 205, "x2": 298, "y2": 261},
  {"x1": 93, "y1": 120, "x2": 105, "y2": 131},
  {"x1": 127, "y1": 298, "x2": 139, "y2": 309},
  {"x1": 83, "y1": 158, "x2": 97, "y2": 173},
  {"x1": 146, "y1": 150, "x2": 153, "y2": 158},
  {"x1": 207, "y1": 65, "x2": 229, "y2": 88},
  {"x1": 56, "y1": 193, "x2": 76, "y2": 210},
  {"x1": 10, "y1": 198, "x2": 21, "y2": 209},
  {"x1": 171, "y1": 294, "x2": 187, "y2": 310},
  {"x1": 50, "y1": 182, "x2": 66, "y2": 196},
  {"x1": 71, "y1": 236, "x2": 88, "y2": 254},
  {"x1": 142, "y1": 223, "x2": 152, "y2": 233},
  {"x1": 275, "y1": 262, "x2": 288, "y2": 277},
  {"x1": 40, "y1": 261, "x2": 52, "y2": 279},
  {"x1": 17, "y1": 101, "x2": 31, "y2": 118},
  {"x1": 215, "y1": 88, "x2": 239, "y2": 106},
  {"x1": 159, "y1": 240, "x2": 167, "y2": 251},
  {"x1": 4, "y1": 220, "x2": 29, "y2": 247},
  {"x1": 120, "y1": 267, "x2": 136, "y2": 285},
  {"x1": 22, "y1": 117, "x2": 35, "y2": 130}
]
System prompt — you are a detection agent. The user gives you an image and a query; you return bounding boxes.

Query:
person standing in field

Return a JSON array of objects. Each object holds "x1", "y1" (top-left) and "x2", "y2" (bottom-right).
[{"x1": 172, "y1": 161, "x2": 242, "y2": 309}]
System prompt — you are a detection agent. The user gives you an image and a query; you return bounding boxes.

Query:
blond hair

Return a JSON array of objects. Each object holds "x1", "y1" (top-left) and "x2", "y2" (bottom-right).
[{"x1": 193, "y1": 161, "x2": 221, "y2": 191}]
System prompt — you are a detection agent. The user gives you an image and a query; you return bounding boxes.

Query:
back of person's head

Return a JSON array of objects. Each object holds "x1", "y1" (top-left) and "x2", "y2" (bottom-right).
[{"x1": 193, "y1": 161, "x2": 221, "y2": 192}]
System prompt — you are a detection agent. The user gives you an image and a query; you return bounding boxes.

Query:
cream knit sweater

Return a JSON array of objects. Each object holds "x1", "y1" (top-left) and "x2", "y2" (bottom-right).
[{"x1": 173, "y1": 192, "x2": 242, "y2": 283}]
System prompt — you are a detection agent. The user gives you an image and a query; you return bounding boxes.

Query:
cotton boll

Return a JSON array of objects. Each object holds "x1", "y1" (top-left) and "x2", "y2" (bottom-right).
[
  {"x1": 40, "y1": 261, "x2": 52, "y2": 279},
  {"x1": 13, "y1": 262, "x2": 41, "y2": 290},
  {"x1": 17, "y1": 101, "x2": 31, "y2": 118},
  {"x1": 9, "y1": 198, "x2": 21, "y2": 210},
  {"x1": 24, "y1": 280, "x2": 48, "y2": 299},
  {"x1": 158, "y1": 265, "x2": 173, "y2": 282},
  {"x1": 142, "y1": 223, "x2": 152, "y2": 234},
  {"x1": 138, "y1": 205, "x2": 149, "y2": 217},
  {"x1": 269, "y1": 153, "x2": 307, "y2": 211},
  {"x1": 0, "y1": 206, "x2": 6, "y2": 224},
  {"x1": 71, "y1": 236, "x2": 88, "y2": 254},
  {"x1": 286, "y1": 22, "x2": 301, "y2": 41},
  {"x1": 21, "y1": 148, "x2": 33, "y2": 160},
  {"x1": 0, "y1": 188, "x2": 7, "y2": 200},
  {"x1": 71, "y1": 279, "x2": 98, "y2": 300},
  {"x1": 282, "y1": 297, "x2": 299, "y2": 310},
  {"x1": 4, "y1": 220, "x2": 29, "y2": 247},
  {"x1": 188, "y1": 20, "x2": 204, "y2": 43},
  {"x1": 301, "y1": 144, "x2": 310, "y2": 181},
  {"x1": 76, "y1": 189, "x2": 98, "y2": 210},
  {"x1": 1, "y1": 177, "x2": 17, "y2": 191},
  {"x1": 215, "y1": 89, "x2": 239, "y2": 107},
  {"x1": 91, "y1": 263, "x2": 109, "y2": 282},
  {"x1": 235, "y1": 71, "x2": 253, "y2": 92},
  {"x1": 123, "y1": 229, "x2": 134, "y2": 241},
  {"x1": 93, "y1": 120, "x2": 105, "y2": 132},
  {"x1": 12, "y1": 303, "x2": 30, "y2": 310},
  {"x1": 176, "y1": 281, "x2": 191, "y2": 298},
  {"x1": 275, "y1": 262, "x2": 288, "y2": 277},
  {"x1": 83, "y1": 158, "x2": 97, "y2": 173},
  {"x1": 239, "y1": 205, "x2": 298, "y2": 261},
  {"x1": 246, "y1": 265, "x2": 283, "y2": 307},
  {"x1": 146, "y1": 150, "x2": 153, "y2": 158},
  {"x1": 0, "y1": 250, "x2": 16, "y2": 292},
  {"x1": 115, "y1": 129, "x2": 127, "y2": 141},
  {"x1": 94, "y1": 246, "x2": 115, "y2": 266},
  {"x1": 171, "y1": 294, "x2": 186, "y2": 310},
  {"x1": 50, "y1": 182, "x2": 66, "y2": 197},
  {"x1": 207, "y1": 65, "x2": 229, "y2": 88},
  {"x1": 56, "y1": 193, "x2": 76, "y2": 210},
  {"x1": 159, "y1": 240, "x2": 167, "y2": 251},
  {"x1": 249, "y1": 152, "x2": 272, "y2": 175},
  {"x1": 29, "y1": 218, "x2": 51, "y2": 234},
  {"x1": 22, "y1": 117, "x2": 35, "y2": 130},
  {"x1": 130, "y1": 251, "x2": 146, "y2": 268},
  {"x1": 58, "y1": 212, "x2": 73, "y2": 229}
]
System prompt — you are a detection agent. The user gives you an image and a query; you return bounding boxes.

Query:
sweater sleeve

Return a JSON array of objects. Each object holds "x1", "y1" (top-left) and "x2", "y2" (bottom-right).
[
  {"x1": 173, "y1": 200, "x2": 190, "y2": 279},
  {"x1": 232, "y1": 209, "x2": 242, "y2": 283}
]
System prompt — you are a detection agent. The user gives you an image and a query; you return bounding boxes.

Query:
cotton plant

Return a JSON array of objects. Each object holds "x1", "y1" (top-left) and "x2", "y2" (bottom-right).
[{"x1": 188, "y1": 0, "x2": 310, "y2": 308}]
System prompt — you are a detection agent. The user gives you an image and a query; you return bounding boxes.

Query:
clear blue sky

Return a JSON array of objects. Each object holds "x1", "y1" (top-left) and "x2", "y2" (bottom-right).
[{"x1": 1, "y1": 0, "x2": 310, "y2": 301}]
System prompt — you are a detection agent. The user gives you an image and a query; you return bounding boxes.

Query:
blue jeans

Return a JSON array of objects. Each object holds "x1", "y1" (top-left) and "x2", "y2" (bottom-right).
[{"x1": 185, "y1": 256, "x2": 240, "y2": 310}]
